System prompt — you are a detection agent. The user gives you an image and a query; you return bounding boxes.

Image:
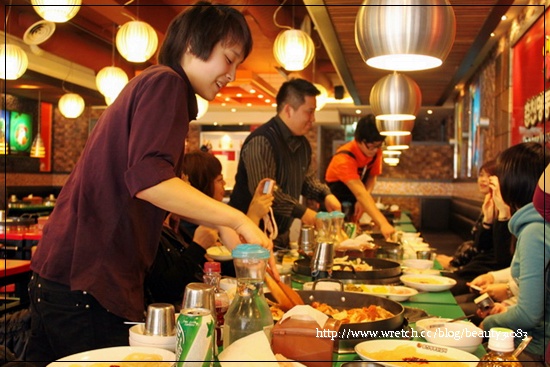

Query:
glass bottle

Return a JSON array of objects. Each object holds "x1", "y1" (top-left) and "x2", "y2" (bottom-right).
[
  {"x1": 203, "y1": 261, "x2": 229, "y2": 347},
  {"x1": 223, "y1": 244, "x2": 273, "y2": 348},
  {"x1": 476, "y1": 328, "x2": 522, "y2": 367}
]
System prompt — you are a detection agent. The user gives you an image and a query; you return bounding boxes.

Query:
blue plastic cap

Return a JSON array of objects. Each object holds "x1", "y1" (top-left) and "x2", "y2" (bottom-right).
[
  {"x1": 232, "y1": 244, "x2": 270, "y2": 259},
  {"x1": 315, "y1": 212, "x2": 330, "y2": 219},
  {"x1": 330, "y1": 211, "x2": 345, "y2": 219}
]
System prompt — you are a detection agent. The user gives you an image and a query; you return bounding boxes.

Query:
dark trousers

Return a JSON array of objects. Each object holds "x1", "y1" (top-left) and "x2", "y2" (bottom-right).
[{"x1": 23, "y1": 273, "x2": 131, "y2": 367}]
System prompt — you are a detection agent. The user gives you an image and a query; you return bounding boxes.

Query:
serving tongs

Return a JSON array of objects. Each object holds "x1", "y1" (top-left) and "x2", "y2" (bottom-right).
[{"x1": 265, "y1": 266, "x2": 304, "y2": 312}]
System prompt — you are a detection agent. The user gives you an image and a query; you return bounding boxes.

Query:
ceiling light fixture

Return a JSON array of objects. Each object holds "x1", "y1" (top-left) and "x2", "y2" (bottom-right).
[
  {"x1": 2, "y1": 6, "x2": 28, "y2": 80},
  {"x1": 370, "y1": 72, "x2": 421, "y2": 121},
  {"x1": 196, "y1": 95, "x2": 209, "y2": 120},
  {"x1": 116, "y1": 21, "x2": 158, "y2": 63},
  {"x1": 376, "y1": 119, "x2": 414, "y2": 136},
  {"x1": 385, "y1": 134, "x2": 412, "y2": 150},
  {"x1": 96, "y1": 24, "x2": 129, "y2": 105},
  {"x1": 383, "y1": 157, "x2": 400, "y2": 166},
  {"x1": 355, "y1": 0, "x2": 456, "y2": 71},
  {"x1": 59, "y1": 93, "x2": 85, "y2": 119},
  {"x1": 272, "y1": 1, "x2": 315, "y2": 71},
  {"x1": 31, "y1": 0, "x2": 81, "y2": 23},
  {"x1": 30, "y1": 91, "x2": 46, "y2": 158}
]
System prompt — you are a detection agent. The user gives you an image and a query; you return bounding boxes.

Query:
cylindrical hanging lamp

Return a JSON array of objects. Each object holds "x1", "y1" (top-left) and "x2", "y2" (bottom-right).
[
  {"x1": 0, "y1": 44, "x2": 29, "y2": 80},
  {"x1": 383, "y1": 157, "x2": 400, "y2": 166},
  {"x1": 376, "y1": 119, "x2": 415, "y2": 136},
  {"x1": 370, "y1": 72, "x2": 421, "y2": 121},
  {"x1": 59, "y1": 93, "x2": 85, "y2": 118},
  {"x1": 96, "y1": 66, "x2": 128, "y2": 101},
  {"x1": 31, "y1": 0, "x2": 82, "y2": 23},
  {"x1": 385, "y1": 135, "x2": 412, "y2": 150},
  {"x1": 273, "y1": 29, "x2": 315, "y2": 71},
  {"x1": 116, "y1": 20, "x2": 158, "y2": 63},
  {"x1": 355, "y1": 0, "x2": 456, "y2": 71}
]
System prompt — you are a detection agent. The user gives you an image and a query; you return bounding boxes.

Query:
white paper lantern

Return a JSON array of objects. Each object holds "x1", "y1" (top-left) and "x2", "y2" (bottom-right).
[
  {"x1": 0, "y1": 44, "x2": 28, "y2": 80},
  {"x1": 116, "y1": 21, "x2": 158, "y2": 63},
  {"x1": 31, "y1": 0, "x2": 82, "y2": 23},
  {"x1": 59, "y1": 93, "x2": 85, "y2": 118},
  {"x1": 273, "y1": 29, "x2": 314, "y2": 71}
]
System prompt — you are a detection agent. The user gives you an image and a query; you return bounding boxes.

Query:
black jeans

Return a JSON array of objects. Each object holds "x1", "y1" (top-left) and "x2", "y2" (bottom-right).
[{"x1": 23, "y1": 273, "x2": 131, "y2": 367}]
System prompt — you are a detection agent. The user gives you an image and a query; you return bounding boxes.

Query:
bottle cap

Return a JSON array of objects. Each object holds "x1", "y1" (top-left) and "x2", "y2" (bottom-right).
[
  {"x1": 204, "y1": 261, "x2": 221, "y2": 273},
  {"x1": 232, "y1": 244, "x2": 270, "y2": 259},
  {"x1": 488, "y1": 327, "x2": 515, "y2": 352}
]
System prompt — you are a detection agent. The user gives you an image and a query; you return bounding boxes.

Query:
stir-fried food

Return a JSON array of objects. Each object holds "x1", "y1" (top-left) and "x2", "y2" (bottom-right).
[
  {"x1": 310, "y1": 302, "x2": 394, "y2": 323},
  {"x1": 333, "y1": 256, "x2": 374, "y2": 271}
]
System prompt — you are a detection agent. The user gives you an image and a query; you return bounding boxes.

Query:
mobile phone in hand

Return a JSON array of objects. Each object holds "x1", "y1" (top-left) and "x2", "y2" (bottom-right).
[
  {"x1": 263, "y1": 179, "x2": 275, "y2": 194},
  {"x1": 474, "y1": 293, "x2": 495, "y2": 311},
  {"x1": 469, "y1": 284, "x2": 482, "y2": 294}
]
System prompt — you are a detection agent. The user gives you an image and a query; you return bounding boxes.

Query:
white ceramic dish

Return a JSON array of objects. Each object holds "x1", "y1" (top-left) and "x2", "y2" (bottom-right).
[
  {"x1": 344, "y1": 284, "x2": 418, "y2": 302},
  {"x1": 423, "y1": 322, "x2": 484, "y2": 353},
  {"x1": 206, "y1": 246, "x2": 232, "y2": 261},
  {"x1": 400, "y1": 274, "x2": 456, "y2": 292},
  {"x1": 415, "y1": 317, "x2": 470, "y2": 333},
  {"x1": 355, "y1": 340, "x2": 479, "y2": 367},
  {"x1": 402, "y1": 259, "x2": 433, "y2": 270},
  {"x1": 47, "y1": 346, "x2": 176, "y2": 367},
  {"x1": 402, "y1": 267, "x2": 441, "y2": 276}
]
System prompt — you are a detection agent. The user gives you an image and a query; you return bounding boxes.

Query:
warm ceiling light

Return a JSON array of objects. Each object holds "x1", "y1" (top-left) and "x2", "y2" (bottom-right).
[
  {"x1": 59, "y1": 93, "x2": 85, "y2": 118},
  {"x1": 30, "y1": 92, "x2": 46, "y2": 158},
  {"x1": 313, "y1": 83, "x2": 328, "y2": 111},
  {"x1": 273, "y1": 29, "x2": 315, "y2": 71},
  {"x1": 376, "y1": 119, "x2": 414, "y2": 136},
  {"x1": 385, "y1": 134, "x2": 412, "y2": 150},
  {"x1": 427, "y1": 109, "x2": 433, "y2": 114},
  {"x1": 95, "y1": 66, "x2": 128, "y2": 102},
  {"x1": 116, "y1": 20, "x2": 158, "y2": 63},
  {"x1": 196, "y1": 95, "x2": 209, "y2": 120},
  {"x1": 31, "y1": 0, "x2": 81, "y2": 23},
  {"x1": 355, "y1": 0, "x2": 456, "y2": 71},
  {"x1": 0, "y1": 44, "x2": 29, "y2": 80},
  {"x1": 383, "y1": 157, "x2": 400, "y2": 165},
  {"x1": 501, "y1": 15, "x2": 507, "y2": 21},
  {"x1": 370, "y1": 72, "x2": 421, "y2": 121}
]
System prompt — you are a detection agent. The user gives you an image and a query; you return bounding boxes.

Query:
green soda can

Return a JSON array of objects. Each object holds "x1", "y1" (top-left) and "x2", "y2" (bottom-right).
[{"x1": 176, "y1": 308, "x2": 215, "y2": 367}]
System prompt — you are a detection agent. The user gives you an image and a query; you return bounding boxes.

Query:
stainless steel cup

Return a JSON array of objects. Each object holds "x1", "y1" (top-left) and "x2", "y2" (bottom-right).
[
  {"x1": 416, "y1": 247, "x2": 437, "y2": 260},
  {"x1": 181, "y1": 282, "x2": 216, "y2": 315},
  {"x1": 310, "y1": 241, "x2": 334, "y2": 272},
  {"x1": 299, "y1": 225, "x2": 316, "y2": 256},
  {"x1": 386, "y1": 245, "x2": 404, "y2": 263},
  {"x1": 279, "y1": 274, "x2": 292, "y2": 286},
  {"x1": 144, "y1": 303, "x2": 176, "y2": 336}
]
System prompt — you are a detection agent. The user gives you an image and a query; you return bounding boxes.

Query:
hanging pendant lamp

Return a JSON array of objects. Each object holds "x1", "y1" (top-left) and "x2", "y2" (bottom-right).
[
  {"x1": 96, "y1": 66, "x2": 128, "y2": 102},
  {"x1": 376, "y1": 119, "x2": 415, "y2": 136},
  {"x1": 59, "y1": 93, "x2": 85, "y2": 118},
  {"x1": 385, "y1": 135, "x2": 412, "y2": 150},
  {"x1": 370, "y1": 72, "x2": 421, "y2": 121},
  {"x1": 116, "y1": 20, "x2": 158, "y2": 63},
  {"x1": 0, "y1": 44, "x2": 28, "y2": 80},
  {"x1": 355, "y1": 0, "x2": 456, "y2": 71},
  {"x1": 31, "y1": 0, "x2": 82, "y2": 23},
  {"x1": 30, "y1": 92, "x2": 46, "y2": 158},
  {"x1": 273, "y1": 29, "x2": 315, "y2": 71}
]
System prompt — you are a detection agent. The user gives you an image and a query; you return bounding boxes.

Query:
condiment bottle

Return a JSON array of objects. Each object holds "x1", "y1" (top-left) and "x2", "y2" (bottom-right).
[
  {"x1": 476, "y1": 328, "x2": 522, "y2": 367},
  {"x1": 203, "y1": 261, "x2": 229, "y2": 347},
  {"x1": 223, "y1": 244, "x2": 273, "y2": 348}
]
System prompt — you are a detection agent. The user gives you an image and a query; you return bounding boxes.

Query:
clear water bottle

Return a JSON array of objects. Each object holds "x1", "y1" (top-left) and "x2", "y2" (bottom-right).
[
  {"x1": 477, "y1": 328, "x2": 522, "y2": 367},
  {"x1": 203, "y1": 261, "x2": 229, "y2": 347},
  {"x1": 223, "y1": 244, "x2": 273, "y2": 348}
]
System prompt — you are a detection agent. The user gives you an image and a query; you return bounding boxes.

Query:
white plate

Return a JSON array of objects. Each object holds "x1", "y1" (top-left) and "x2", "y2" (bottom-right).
[
  {"x1": 400, "y1": 274, "x2": 456, "y2": 292},
  {"x1": 402, "y1": 267, "x2": 441, "y2": 276},
  {"x1": 355, "y1": 340, "x2": 479, "y2": 367},
  {"x1": 206, "y1": 246, "x2": 232, "y2": 261},
  {"x1": 415, "y1": 317, "x2": 471, "y2": 333},
  {"x1": 344, "y1": 284, "x2": 418, "y2": 302},
  {"x1": 47, "y1": 346, "x2": 176, "y2": 367}
]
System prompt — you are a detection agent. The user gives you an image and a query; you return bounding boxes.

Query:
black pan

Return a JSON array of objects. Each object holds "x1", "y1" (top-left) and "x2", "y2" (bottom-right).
[{"x1": 293, "y1": 257, "x2": 401, "y2": 280}]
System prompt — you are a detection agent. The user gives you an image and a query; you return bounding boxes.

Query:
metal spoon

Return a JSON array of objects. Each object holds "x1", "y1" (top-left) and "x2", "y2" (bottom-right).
[{"x1": 512, "y1": 336, "x2": 533, "y2": 358}]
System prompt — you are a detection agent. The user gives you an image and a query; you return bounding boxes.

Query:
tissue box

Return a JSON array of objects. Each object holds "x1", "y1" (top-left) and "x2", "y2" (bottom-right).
[{"x1": 271, "y1": 316, "x2": 340, "y2": 367}]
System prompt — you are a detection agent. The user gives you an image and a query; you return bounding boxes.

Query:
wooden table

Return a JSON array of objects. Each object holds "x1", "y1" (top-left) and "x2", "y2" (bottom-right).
[{"x1": 1, "y1": 259, "x2": 32, "y2": 313}]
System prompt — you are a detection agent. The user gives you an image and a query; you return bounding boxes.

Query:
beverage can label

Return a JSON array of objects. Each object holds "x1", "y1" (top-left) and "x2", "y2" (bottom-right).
[{"x1": 176, "y1": 308, "x2": 215, "y2": 367}]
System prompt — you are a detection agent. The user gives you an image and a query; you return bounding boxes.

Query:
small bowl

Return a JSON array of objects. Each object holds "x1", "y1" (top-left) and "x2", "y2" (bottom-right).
[
  {"x1": 128, "y1": 324, "x2": 176, "y2": 352},
  {"x1": 423, "y1": 322, "x2": 483, "y2": 353},
  {"x1": 403, "y1": 259, "x2": 433, "y2": 270}
]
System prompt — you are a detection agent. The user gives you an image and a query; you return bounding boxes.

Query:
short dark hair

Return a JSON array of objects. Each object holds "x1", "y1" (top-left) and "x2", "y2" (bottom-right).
[
  {"x1": 158, "y1": 1, "x2": 253, "y2": 69},
  {"x1": 354, "y1": 114, "x2": 385, "y2": 143},
  {"x1": 479, "y1": 159, "x2": 496, "y2": 176},
  {"x1": 496, "y1": 142, "x2": 549, "y2": 212},
  {"x1": 183, "y1": 150, "x2": 222, "y2": 198},
  {"x1": 276, "y1": 78, "x2": 320, "y2": 114}
]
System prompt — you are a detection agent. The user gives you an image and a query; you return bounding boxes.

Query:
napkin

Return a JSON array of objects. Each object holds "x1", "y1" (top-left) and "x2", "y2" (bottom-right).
[
  {"x1": 337, "y1": 233, "x2": 374, "y2": 250},
  {"x1": 218, "y1": 331, "x2": 279, "y2": 367},
  {"x1": 280, "y1": 305, "x2": 329, "y2": 328}
]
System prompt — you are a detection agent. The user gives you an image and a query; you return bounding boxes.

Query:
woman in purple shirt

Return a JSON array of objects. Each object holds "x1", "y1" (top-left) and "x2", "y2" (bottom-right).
[{"x1": 25, "y1": 2, "x2": 270, "y2": 364}]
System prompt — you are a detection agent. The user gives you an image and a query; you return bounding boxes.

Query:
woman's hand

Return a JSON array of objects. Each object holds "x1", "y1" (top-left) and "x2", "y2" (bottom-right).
[
  {"x1": 477, "y1": 303, "x2": 508, "y2": 322},
  {"x1": 247, "y1": 178, "x2": 275, "y2": 225},
  {"x1": 488, "y1": 176, "x2": 511, "y2": 220},
  {"x1": 482, "y1": 284, "x2": 510, "y2": 302},
  {"x1": 193, "y1": 226, "x2": 220, "y2": 249},
  {"x1": 468, "y1": 273, "x2": 495, "y2": 288},
  {"x1": 481, "y1": 192, "x2": 495, "y2": 223}
]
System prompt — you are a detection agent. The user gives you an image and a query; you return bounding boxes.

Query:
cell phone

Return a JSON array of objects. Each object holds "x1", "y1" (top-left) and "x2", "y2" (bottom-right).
[
  {"x1": 263, "y1": 179, "x2": 275, "y2": 194},
  {"x1": 469, "y1": 284, "x2": 482, "y2": 293},
  {"x1": 474, "y1": 293, "x2": 495, "y2": 311}
]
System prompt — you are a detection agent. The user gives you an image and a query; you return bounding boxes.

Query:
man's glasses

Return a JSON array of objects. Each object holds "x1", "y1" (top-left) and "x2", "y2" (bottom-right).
[{"x1": 363, "y1": 142, "x2": 383, "y2": 150}]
